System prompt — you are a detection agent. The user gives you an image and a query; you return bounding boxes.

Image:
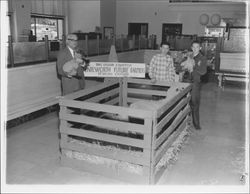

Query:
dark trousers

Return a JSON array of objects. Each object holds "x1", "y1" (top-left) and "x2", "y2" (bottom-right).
[{"x1": 190, "y1": 82, "x2": 201, "y2": 128}]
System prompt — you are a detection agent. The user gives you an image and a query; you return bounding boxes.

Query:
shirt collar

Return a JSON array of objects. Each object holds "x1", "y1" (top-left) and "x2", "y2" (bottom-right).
[
  {"x1": 193, "y1": 52, "x2": 201, "y2": 59},
  {"x1": 67, "y1": 46, "x2": 74, "y2": 58}
]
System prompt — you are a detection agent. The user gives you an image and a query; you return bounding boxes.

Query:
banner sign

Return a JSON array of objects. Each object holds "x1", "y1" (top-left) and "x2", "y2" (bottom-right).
[{"x1": 84, "y1": 62, "x2": 146, "y2": 77}]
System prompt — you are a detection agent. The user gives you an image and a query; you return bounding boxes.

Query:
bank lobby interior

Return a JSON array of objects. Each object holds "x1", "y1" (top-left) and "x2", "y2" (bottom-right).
[{"x1": 1, "y1": 0, "x2": 249, "y2": 193}]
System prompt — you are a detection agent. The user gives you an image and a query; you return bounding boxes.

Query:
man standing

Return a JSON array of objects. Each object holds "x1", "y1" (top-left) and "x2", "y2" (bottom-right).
[
  {"x1": 56, "y1": 33, "x2": 86, "y2": 95},
  {"x1": 149, "y1": 41, "x2": 176, "y2": 83},
  {"x1": 190, "y1": 41, "x2": 207, "y2": 130}
]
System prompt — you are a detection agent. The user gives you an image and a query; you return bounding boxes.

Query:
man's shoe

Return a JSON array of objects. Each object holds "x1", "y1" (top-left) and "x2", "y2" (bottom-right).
[{"x1": 195, "y1": 125, "x2": 202, "y2": 130}]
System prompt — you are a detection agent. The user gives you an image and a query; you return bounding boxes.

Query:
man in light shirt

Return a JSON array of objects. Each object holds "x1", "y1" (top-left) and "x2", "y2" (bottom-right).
[{"x1": 149, "y1": 41, "x2": 176, "y2": 83}]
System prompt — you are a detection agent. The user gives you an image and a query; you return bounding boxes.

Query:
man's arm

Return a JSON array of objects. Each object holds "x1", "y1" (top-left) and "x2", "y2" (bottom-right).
[
  {"x1": 57, "y1": 51, "x2": 69, "y2": 78},
  {"x1": 149, "y1": 56, "x2": 156, "y2": 79},
  {"x1": 169, "y1": 58, "x2": 176, "y2": 82}
]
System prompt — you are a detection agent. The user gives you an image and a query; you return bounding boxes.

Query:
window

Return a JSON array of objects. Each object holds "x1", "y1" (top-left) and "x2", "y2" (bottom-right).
[
  {"x1": 104, "y1": 27, "x2": 114, "y2": 39},
  {"x1": 162, "y1": 23, "x2": 182, "y2": 43},
  {"x1": 205, "y1": 27, "x2": 225, "y2": 37},
  {"x1": 31, "y1": 15, "x2": 64, "y2": 41},
  {"x1": 204, "y1": 19, "x2": 226, "y2": 37}
]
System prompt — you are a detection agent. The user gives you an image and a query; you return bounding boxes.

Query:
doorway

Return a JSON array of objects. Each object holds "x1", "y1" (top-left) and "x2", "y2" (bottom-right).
[
  {"x1": 128, "y1": 23, "x2": 148, "y2": 37},
  {"x1": 162, "y1": 23, "x2": 182, "y2": 42}
]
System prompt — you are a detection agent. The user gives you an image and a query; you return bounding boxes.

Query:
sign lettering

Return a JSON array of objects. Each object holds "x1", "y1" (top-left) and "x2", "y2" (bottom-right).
[{"x1": 84, "y1": 62, "x2": 146, "y2": 77}]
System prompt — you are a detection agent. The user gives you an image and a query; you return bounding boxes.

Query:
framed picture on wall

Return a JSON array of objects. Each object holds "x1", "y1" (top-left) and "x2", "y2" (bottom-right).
[{"x1": 104, "y1": 27, "x2": 114, "y2": 39}]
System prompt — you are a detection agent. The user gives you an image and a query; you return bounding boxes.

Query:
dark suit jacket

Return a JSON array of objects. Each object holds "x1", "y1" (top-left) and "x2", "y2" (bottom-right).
[
  {"x1": 56, "y1": 46, "x2": 85, "y2": 95},
  {"x1": 192, "y1": 52, "x2": 207, "y2": 83}
]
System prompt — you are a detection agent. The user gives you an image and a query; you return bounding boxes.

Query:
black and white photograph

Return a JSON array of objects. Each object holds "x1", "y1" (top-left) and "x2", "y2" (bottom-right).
[{"x1": 1, "y1": 0, "x2": 249, "y2": 193}]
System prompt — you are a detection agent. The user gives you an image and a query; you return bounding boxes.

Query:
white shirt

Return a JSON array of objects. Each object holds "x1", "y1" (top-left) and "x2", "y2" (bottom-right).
[{"x1": 67, "y1": 46, "x2": 75, "y2": 58}]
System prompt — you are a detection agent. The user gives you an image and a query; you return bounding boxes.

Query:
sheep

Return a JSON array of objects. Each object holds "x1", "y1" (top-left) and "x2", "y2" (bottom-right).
[
  {"x1": 100, "y1": 98, "x2": 166, "y2": 123},
  {"x1": 180, "y1": 52, "x2": 195, "y2": 73},
  {"x1": 178, "y1": 51, "x2": 195, "y2": 82},
  {"x1": 129, "y1": 99, "x2": 165, "y2": 111},
  {"x1": 62, "y1": 50, "x2": 89, "y2": 77}
]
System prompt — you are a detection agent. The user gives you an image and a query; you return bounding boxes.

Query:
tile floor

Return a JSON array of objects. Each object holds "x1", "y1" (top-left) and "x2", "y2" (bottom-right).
[{"x1": 3, "y1": 81, "x2": 249, "y2": 192}]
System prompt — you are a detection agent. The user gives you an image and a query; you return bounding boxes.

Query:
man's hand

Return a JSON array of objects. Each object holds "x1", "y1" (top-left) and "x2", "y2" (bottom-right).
[
  {"x1": 75, "y1": 58, "x2": 83, "y2": 64},
  {"x1": 67, "y1": 68, "x2": 77, "y2": 77},
  {"x1": 80, "y1": 61, "x2": 86, "y2": 67}
]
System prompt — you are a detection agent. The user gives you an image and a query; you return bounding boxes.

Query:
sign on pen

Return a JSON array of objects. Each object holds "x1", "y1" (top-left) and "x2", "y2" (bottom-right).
[{"x1": 84, "y1": 62, "x2": 146, "y2": 78}]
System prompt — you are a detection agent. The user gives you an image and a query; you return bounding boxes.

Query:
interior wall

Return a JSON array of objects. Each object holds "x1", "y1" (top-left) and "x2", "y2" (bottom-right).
[
  {"x1": 8, "y1": 0, "x2": 247, "y2": 43},
  {"x1": 67, "y1": 0, "x2": 100, "y2": 33},
  {"x1": 11, "y1": 0, "x2": 31, "y2": 42},
  {"x1": 30, "y1": 0, "x2": 64, "y2": 15},
  {"x1": 9, "y1": 0, "x2": 65, "y2": 42},
  {"x1": 8, "y1": 0, "x2": 100, "y2": 41},
  {"x1": 116, "y1": 0, "x2": 246, "y2": 44},
  {"x1": 100, "y1": 0, "x2": 116, "y2": 35}
]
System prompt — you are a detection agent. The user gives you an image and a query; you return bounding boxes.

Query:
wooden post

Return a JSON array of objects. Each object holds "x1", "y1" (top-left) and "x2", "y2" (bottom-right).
[
  {"x1": 121, "y1": 35, "x2": 124, "y2": 52},
  {"x1": 62, "y1": 34, "x2": 66, "y2": 48},
  {"x1": 215, "y1": 37, "x2": 222, "y2": 72},
  {"x1": 97, "y1": 35, "x2": 100, "y2": 55},
  {"x1": 122, "y1": 77, "x2": 128, "y2": 107},
  {"x1": 143, "y1": 117, "x2": 154, "y2": 184},
  {"x1": 44, "y1": 35, "x2": 49, "y2": 62},
  {"x1": 153, "y1": 35, "x2": 157, "y2": 49},
  {"x1": 132, "y1": 35, "x2": 135, "y2": 50},
  {"x1": 119, "y1": 78, "x2": 123, "y2": 106},
  {"x1": 112, "y1": 35, "x2": 116, "y2": 48},
  {"x1": 146, "y1": 37, "x2": 148, "y2": 49},
  {"x1": 138, "y1": 35, "x2": 141, "y2": 50},
  {"x1": 8, "y1": 35, "x2": 14, "y2": 68},
  {"x1": 85, "y1": 34, "x2": 88, "y2": 56},
  {"x1": 59, "y1": 106, "x2": 70, "y2": 157}
]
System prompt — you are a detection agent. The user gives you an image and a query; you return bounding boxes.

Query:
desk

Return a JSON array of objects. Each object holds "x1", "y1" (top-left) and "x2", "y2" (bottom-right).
[
  {"x1": 217, "y1": 52, "x2": 247, "y2": 87},
  {"x1": 215, "y1": 72, "x2": 246, "y2": 88}
]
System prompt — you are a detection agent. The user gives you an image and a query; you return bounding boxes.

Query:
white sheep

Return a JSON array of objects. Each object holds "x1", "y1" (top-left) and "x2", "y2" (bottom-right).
[
  {"x1": 180, "y1": 53, "x2": 195, "y2": 73},
  {"x1": 101, "y1": 99, "x2": 166, "y2": 122},
  {"x1": 129, "y1": 99, "x2": 165, "y2": 111}
]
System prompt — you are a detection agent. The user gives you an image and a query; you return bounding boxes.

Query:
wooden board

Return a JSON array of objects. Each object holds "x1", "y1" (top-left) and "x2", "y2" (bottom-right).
[
  {"x1": 153, "y1": 117, "x2": 188, "y2": 184},
  {"x1": 155, "y1": 105, "x2": 190, "y2": 149},
  {"x1": 127, "y1": 78, "x2": 174, "y2": 87},
  {"x1": 127, "y1": 88, "x2": 168, "y2": 97},
  {"x1": 156, "y1": 96, "x2": 191, "y2": 133},
  {"x1": 60, "y1": 155, "x2": 150, "y2": 184},
  {"x1": 59, "y1": 99, "x2": 152, "y2": 119},
  {"x1": 7, "y1": 62, "x2": 61, "y2": 120},
  {"x1": 86, "y1": 88, "x2": 119, "y2": 103},
  {"x1": 63, "y1": 80, "x2": 118, "y2": 100},
  {"x1": 60, "y1": 142, "x2": 150, "y2": 166},
  {"x1": 60, "y1": 126, "x2": 151, "y2": 148},
  {"x1": 154, "y1": 116, "x2": 189, "y2": 166},
  {"x1": 60, "y1": 111, "x2": 151, "y2": 131},
  {"x1": 156, "y1": 84, "x2": 191, "y2": 117}
]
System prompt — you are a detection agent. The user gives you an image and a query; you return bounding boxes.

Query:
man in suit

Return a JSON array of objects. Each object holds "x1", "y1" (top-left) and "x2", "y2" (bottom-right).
[{"x1": 56, "y1": 33, "x2": 86, "y2": 95}]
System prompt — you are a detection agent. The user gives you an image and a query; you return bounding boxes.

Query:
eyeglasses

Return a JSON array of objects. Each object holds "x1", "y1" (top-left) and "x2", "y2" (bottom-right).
[{"x1": 67, "y1": 39, "x2": 78, "y2": 41}]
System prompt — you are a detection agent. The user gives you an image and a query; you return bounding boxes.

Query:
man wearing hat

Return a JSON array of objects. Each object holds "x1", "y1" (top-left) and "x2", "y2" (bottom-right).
[{"x1": 56, "y1": 33, "x2": 87, "y2": 95}]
